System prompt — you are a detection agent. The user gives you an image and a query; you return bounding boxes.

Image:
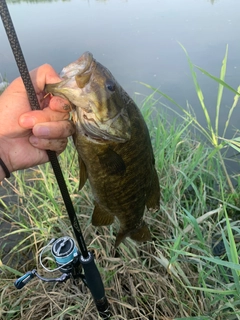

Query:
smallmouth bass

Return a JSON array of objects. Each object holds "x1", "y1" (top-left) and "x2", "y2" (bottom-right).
[{"x1": 45, "y1": 52, "x2": 160, "y2": 247}]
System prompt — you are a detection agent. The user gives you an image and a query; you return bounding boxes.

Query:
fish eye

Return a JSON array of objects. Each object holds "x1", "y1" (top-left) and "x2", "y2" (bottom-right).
[{"x1": 106, "y1": 80, "x2": 116, "y2": 92}]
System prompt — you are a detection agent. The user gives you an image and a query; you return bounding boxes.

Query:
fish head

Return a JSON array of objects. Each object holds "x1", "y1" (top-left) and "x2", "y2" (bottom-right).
[{"x1": 45, "y1": 52, "x2": 131, "y2": 143}]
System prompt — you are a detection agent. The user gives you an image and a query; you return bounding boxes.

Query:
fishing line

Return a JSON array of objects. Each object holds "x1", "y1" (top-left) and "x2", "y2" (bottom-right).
[{"x1": 0, "y1": 1, "x2": 110, "y2": 318}]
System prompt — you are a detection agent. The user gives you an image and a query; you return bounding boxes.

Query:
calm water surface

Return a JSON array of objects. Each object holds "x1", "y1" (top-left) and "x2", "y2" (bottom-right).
[{"x1": 1, "y1": 0, "x2": 240, "y2": 139}]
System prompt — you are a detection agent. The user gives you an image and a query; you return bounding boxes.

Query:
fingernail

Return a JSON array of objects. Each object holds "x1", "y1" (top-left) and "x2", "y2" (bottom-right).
[
  {"x1": 29, "y1": 136, "x2": 39, "y2": 146},
  {"x1": 20, "y1": 116, "x2": 36, "y2": 128},
  {"x1": 63, "y1": 104, "x2": 71, "y2": 111}
]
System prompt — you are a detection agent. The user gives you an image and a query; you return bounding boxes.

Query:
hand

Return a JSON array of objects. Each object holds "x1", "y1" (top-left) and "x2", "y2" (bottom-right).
[{"x1": 0, "y1": 64, "x2": 75, "y2": 177}]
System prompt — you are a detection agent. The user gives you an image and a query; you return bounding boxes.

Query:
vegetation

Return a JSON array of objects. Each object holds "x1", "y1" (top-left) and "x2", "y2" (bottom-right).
[{"x1": 1, "y1": 47, "x2": 240, "y2": 319}]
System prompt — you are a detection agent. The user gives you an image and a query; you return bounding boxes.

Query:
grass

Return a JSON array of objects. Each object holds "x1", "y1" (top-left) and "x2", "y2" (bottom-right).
[{"x1": 1, "y1": 47, "x2": 240, "y2": 319}]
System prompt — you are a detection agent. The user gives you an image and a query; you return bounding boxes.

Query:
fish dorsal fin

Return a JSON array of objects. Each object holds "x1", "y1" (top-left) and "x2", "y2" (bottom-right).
[
  {"x1": 79, "y1": 157, "x2": 88, "y2": 190},
  {"x1": 92, "y1": 204, "x2": 114, "y2": 226},
  {"x1": 75, "y1": 71, "x2": 91, "y2": 88},
  {"x1": 98, "y1": 148, "x2": 126, "y2": 176}
]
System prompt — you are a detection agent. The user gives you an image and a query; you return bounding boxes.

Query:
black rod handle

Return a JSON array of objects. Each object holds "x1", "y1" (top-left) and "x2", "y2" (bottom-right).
[{"x1": 80, "y1": 252, "x2": 111, "y2": 319}]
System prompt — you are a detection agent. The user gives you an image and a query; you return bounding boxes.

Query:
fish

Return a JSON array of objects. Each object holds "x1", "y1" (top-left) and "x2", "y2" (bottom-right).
[{"x1": 45, "y1": 52, "x2": 160, "y2": 247}]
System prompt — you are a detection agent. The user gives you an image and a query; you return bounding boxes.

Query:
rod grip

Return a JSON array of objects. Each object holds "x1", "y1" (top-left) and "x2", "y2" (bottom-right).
[{"x1": 80, "y1": 252, "x2": 110, "y2": 319}]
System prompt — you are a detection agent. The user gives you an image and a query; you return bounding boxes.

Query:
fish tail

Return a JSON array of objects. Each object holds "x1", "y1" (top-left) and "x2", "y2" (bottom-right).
[{"x1": 114, "y1": 222, "x2": 152, "y2": 247}]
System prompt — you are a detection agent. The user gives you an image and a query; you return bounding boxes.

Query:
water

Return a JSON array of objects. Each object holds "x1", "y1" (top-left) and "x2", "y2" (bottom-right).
[{"x1": 0, "y1": 0, "x2": 240, "y2": 140}]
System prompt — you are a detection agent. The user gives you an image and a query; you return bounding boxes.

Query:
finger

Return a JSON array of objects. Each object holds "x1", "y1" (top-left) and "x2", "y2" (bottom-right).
[
  {"x1": 32, "y1": 120, "x2": 75, "y2": 139},
  {"x1": 48, "y1": 96, "x2": 72, "y2": 113},
  {"x1": 30, "y1": 64, "x2": 62, "y2": 93},
  {"x1": 29, "y1": 136, "x2": 68, "y2": 153},
  {"x1": 19, "y1": 109, "x2": 69, "y2": 128}
]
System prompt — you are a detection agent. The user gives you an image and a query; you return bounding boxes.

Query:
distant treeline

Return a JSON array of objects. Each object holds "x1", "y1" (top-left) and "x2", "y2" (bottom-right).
[{"x1": 6, "y1": 0, "x2": 71, "y2": 3}]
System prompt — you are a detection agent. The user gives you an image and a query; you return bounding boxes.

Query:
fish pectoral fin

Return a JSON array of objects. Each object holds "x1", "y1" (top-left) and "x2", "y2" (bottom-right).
[
  {"x1": 92, "y1": 204, "x2": 114, "y2": 226},
  {"x1": 79, "y1": 157, "x2": 88, "y2": 190},
  {"x1": 114, "y1": 223, "x2": 151, "y2": 247},
  {"x1": 98, "y1": 148, "x2": 126, "y2": 176},
  {"x1": 72, "y1": 133, "x2": 88, "y2": 190}
]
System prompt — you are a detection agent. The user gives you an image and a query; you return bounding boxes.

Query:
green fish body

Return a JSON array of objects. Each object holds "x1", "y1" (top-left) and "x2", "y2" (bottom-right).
[{"x1": 45, "y1": 52, "x2": 160, "y2": 247}]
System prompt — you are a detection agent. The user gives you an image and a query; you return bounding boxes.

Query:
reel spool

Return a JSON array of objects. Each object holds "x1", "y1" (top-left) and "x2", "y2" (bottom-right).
[{"x1": 51, "y1": 236, "x2": 79, "y2": 273}]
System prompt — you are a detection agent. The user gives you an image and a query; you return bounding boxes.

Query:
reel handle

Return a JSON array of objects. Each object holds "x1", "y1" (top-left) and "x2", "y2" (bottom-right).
[{"x1": 14, "y1": 270, "x2": 35, "y2": 289}]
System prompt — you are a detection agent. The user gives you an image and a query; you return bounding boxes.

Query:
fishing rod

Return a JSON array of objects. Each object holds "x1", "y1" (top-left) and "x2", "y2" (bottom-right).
[{"x1": 0, "y1": 1, "x2": 110, "y2": 318}]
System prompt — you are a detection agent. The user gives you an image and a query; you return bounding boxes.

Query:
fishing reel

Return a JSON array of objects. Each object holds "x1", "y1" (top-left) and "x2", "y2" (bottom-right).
[{"x1": 14, "y1": 236, "x2": 87, "y2": 289}]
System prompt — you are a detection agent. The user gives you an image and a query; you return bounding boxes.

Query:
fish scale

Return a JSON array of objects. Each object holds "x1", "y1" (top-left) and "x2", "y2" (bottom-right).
[{"x1": 45, "y1": 52, "x2": 160, "y2": 247}]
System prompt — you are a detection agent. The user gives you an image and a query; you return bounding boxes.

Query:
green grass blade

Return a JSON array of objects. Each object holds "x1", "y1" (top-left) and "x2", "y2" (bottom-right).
[
  {"x1": 215, "y1": 45, "x2": 228, "y2": 140},
  {"x1": 224, "y1": 209, "x2": 240, "y2": 278},
  {"x1": 182, "y1": 208, "x2": 204, "y2": 243},
  {"x1": 0, "y1": 260, "x2": 22, "y2": 276},
  {"x1": 223, "y1": 85, "x2": 240, "y2": 137},
  {"x1": 139, "y1": 82, "x2": 212, "y2": 141},
  {"x1": 195, "y1": 65, "x2": 240, "y2": 96},
  {"x1": 173, "y1": 249, "x2": 240, "y2": 270},
  {"x1": 179, "y1": 43, "x2": 217, "y2": 146},
  {"x1": 186, "y1": 287, "x2": 237, "y2": 295},
  {"x1": 220, "y1": 137, "x2": 240, "y2": 153}
]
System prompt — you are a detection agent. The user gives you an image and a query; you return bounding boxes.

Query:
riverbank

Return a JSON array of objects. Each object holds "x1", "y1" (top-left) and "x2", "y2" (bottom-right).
[{"x1": 1, "y1": 90, "x2": 240, "y2": 319}]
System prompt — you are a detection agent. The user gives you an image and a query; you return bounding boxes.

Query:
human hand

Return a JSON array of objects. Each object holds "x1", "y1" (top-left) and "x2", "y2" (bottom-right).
[{"x1": 0, "y1": 64, "x2": 75, "y2": 178}]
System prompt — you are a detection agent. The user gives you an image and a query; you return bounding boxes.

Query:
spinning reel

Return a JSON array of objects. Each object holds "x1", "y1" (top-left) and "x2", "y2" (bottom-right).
[{"x1": 14, "y1": 236, "x2": 88, "y2": 288}]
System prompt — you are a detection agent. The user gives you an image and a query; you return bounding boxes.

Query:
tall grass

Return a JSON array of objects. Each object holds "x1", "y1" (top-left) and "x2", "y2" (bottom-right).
[
  {"x1": 1, "y1": 47, "x2": 240, "y2": 319},
  {"x1": 141, "y1": 44, "x2": 240, "y2": 194}
]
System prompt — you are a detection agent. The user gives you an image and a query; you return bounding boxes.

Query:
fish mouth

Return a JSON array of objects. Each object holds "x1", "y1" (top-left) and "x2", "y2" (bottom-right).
[
  {"x1": 60, "y1": 52, "x2": 93, "y2": 80},
  {"x1": 45, "y1": 52, "x2": 94, "y2": 96}
]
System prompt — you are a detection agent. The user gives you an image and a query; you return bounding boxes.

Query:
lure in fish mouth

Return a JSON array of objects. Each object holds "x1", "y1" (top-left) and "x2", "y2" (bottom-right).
[
  {"x1": 45, "y1": 52, "x2": 160, "y2": 247},
  {"x1": 45, "y1": 51, "x2": 131, "y2": 143}
]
